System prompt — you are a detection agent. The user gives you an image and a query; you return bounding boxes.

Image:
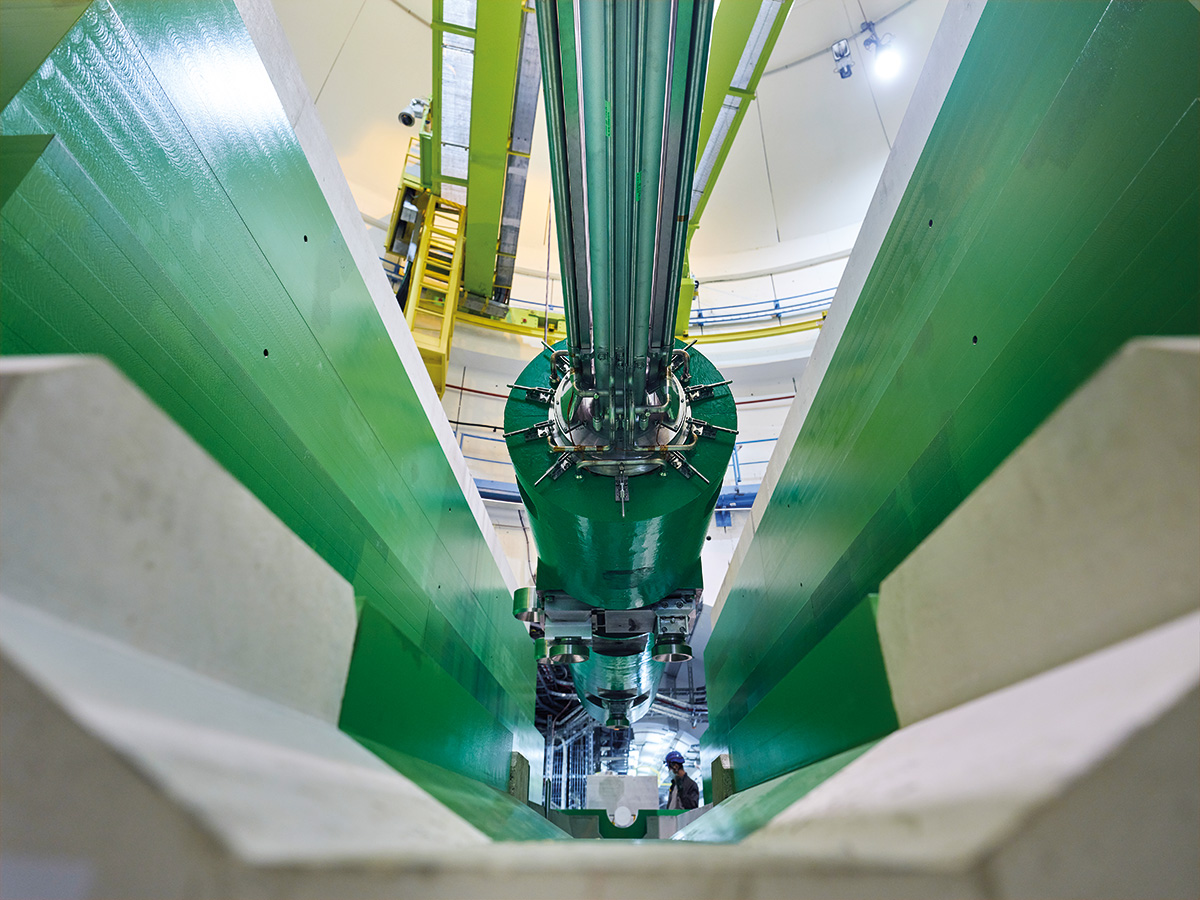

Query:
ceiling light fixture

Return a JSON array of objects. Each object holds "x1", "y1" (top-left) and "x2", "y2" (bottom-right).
[{"x1": 861, "y1": 20, "x2": 901, "y2": 80}]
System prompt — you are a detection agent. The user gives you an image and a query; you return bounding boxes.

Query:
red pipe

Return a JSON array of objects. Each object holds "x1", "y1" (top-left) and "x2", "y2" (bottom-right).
[
  {"x1": 445, "y1": 383, "x2": 511, "y2": 400},
  {"x1": 735, "y1": 394, "x2": 794, "y2": 406}
]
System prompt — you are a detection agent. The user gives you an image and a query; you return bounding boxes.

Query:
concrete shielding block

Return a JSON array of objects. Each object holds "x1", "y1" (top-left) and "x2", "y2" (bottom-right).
[
  {"x1": 0, "y1": 653, "x2": 230, "y2": 899},
  {"x1": 0, "y1": 356, "x2": 356, "y2": 723},
  {"x1": 508, "y1": 751, "x2": 530, "y2": 801},
  {"x1": 586, "y1": 773, "x2": 660, "y2": 824},
  {"x1": 7, "y1": 591, "x2": 1193, "y2": 895},
  {"x1": 711, "y1": 752, "x2": 736, "y2": 805},
  {"x1": 877, "y1": 338, "x2": 1200, "y2": 727},
  {"x1": 746, "y1": 611, "x2": 1199, "y2": 897},
  {"x1": 0, "y1": 595, "x2": 489, "y2": 876}
]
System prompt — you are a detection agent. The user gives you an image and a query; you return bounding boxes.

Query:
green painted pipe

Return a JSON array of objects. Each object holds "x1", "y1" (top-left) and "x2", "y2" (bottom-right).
[
  {"x1": 517, "y1": 1, "x2": 723, "y2": 728},
  {"x1": 506, "y1": 343, "x2": 733, "y2": 610},
  {"x1": 537, "y1": 0, "x2": 714, "y2": 440}
]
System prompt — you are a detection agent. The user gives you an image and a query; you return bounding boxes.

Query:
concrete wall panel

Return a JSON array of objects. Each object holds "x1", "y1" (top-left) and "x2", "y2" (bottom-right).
[
  {"x1": 878, "y1": 339, "x2": 1200, "y2": 726},
  {"x1": 0, "y1": 357, "x2": 355, "y2": 723}
]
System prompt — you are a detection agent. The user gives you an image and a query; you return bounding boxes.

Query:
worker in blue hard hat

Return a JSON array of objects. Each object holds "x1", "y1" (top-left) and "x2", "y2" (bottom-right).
[{"x1": 663, "y1": 750, "x2": 699, "y2": 810}]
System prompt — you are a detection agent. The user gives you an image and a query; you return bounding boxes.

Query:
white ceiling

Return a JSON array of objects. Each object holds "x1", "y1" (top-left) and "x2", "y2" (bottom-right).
[
  {"x1": 691, "y1": 0, "x2": 949, "y2": 278},
  {"x1": 270, "y1": 0, "x2": 948, "y2": 294},
  {"x1": 273, "y1": 0, "x2": 435, "y2": 218}
]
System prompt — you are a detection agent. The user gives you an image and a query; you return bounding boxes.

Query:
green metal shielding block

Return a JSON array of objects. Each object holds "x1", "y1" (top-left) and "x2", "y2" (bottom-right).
[
  {"x1": 1, "y1": 0, "x2": 539, "y2": 799},
  {"x1": 703, "y1": 0, "x2": 1200, "y2": 783},
  {"x1": 0, "y1": 134, "x2": 51, "y2": 210},
  {"x1": 0, "y1": 0, "x2": 89, "y2": 110},
  {"x1": 353, "y1": 734, "x2": 570, "y2": 842},
  {"x1": 704, "y1": 595, "x2": 897, "y2": 792},
  {"x1": 675, "y1": 740, "x2": 880, "y2": 844}
]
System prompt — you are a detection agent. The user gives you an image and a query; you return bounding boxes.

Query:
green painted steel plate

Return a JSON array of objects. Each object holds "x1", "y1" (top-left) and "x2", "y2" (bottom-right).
[
  {"x1": 1, "y1": 0, "x2": 540, "y2": 803},
  {"x1": 674, "y1": 740, "x2": 880, "y2": 844},
  {"x1": 703, "y1": 0, "x2": 1199, "y2": 781},
  {"x1": 709, "y1": 595, "x2": 897, "y2": 791},
  {"x1": 355, "y1": 735, "x2": 571, "y2": 842}
]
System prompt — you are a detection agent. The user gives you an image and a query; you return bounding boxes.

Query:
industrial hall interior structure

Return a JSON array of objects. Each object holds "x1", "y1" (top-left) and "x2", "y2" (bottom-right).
[{"x1": 1, "y1": 0, "x2": 1197, "y2": 895}]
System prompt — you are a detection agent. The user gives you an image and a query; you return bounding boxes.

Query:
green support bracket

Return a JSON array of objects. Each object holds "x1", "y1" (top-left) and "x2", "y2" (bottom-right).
[
  {"x1": 674, "y1": 258, "x2": 698, "y2": 337},
  {"x1": 428, "y1": 0, "x2": 523, "y2": 300},
  {"x1": 430, "y1": 1, "x2": 443, "y2": 191},
  {"x1": 419, "y1": 130, "x2": 433, "y2": 190}
]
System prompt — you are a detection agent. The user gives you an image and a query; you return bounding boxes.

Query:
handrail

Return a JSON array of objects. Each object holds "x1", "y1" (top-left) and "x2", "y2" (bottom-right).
[
  {"x1": 692, "y1": 291, "x2": 833, "y2": 326},
  {"x1": 505, "y1": 283, "x2": 834, "y2": 326},
  {"x1": 510, "y1": 294, "x2": 565, "y2": 315},
  {"x1": 380, "y1": 254, "x2": 834, "y2": 341},
  {"x1": 694, "y1": 284, "x2": 834, "y2": 313},
  {"x1": 691, "y1": 315, "x2": 825, "y2": 344}
]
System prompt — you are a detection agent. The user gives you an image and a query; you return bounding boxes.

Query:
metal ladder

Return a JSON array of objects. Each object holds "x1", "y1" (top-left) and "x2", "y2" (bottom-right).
[{"x1": 404, "y1": 196, "x2": 465, "y2": 397}]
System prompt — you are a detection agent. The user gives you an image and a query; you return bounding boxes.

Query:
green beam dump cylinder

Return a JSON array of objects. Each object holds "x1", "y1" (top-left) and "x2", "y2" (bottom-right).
[
  {"x1": 505, "y1": 342, "x2": 735, "y2": 610},
  {"x1": 512, "y1": 0, "x2": 726, "y2": 729}
]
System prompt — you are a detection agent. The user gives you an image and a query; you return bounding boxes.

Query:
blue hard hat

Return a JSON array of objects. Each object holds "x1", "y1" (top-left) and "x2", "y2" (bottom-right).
[{"x1": 665, "y1": 750, "x2": 685, "y2": 765}]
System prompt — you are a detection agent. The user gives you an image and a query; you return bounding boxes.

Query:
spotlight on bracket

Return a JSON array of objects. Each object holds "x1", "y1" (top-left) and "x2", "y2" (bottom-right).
[
  {"x1": 861, "y1": 21, "x2": 901, "y2": 80},
  {"x1": 874, "y1": 44, "x2": 902, "y2": 80},
  {"x1": 831, "y1": 39, "x2": 853, "y2": 79}
]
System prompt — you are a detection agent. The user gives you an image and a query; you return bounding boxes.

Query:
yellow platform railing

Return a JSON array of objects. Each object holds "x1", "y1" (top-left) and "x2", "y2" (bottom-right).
[{"x1": 454, "y1": 305, "x2": 826, "y2": 345}]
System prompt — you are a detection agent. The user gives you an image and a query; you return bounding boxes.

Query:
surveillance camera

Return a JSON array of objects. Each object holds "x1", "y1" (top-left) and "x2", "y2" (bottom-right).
[
  {"x1": 831, "y1": 39, "x2": 853, "y2": 79},
  {"x1": 398, "y1": 97, "x2": 428, "y2": 128}
]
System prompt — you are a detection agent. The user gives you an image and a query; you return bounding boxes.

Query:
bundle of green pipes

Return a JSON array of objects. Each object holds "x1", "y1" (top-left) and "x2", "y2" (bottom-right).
[{"x1": 505, "y1": 0, "x2": 736, "y2": 729}]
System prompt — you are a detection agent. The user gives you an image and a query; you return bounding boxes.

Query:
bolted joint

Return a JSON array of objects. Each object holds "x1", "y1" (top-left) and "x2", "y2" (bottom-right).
[{"x1": 652, "y1": 612, "x2": 692, "y2": 662}]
